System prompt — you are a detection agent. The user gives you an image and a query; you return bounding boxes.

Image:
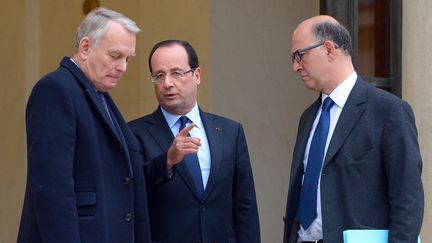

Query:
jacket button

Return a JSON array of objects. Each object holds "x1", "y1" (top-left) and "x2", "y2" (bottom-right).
[
  {"x1": 199, "y1": 205, "x2": 205, "y2": 212},
  {"x1": 125, "y1": 212, "x2": 132, "y2": 222},
  {"x1": 124, "y1": 176, "x2": 131, "y2": 185}
]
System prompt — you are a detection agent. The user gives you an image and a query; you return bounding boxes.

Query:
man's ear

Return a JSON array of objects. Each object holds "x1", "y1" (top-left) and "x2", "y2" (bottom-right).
[
  {"x1": 324, "y1": 40, "x2": 337, "y2": 61},
  {"x1": 193, "y1": 67, "x2": 201, "y2": 85},
  {"x1": 78, "y1": 37, "x2": 92, "y2": 60}
]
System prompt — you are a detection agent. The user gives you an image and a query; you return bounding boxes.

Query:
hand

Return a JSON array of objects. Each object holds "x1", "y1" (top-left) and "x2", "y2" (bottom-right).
[{"x1": 167, "y1": 123, "x2": 201, "y2": 169}]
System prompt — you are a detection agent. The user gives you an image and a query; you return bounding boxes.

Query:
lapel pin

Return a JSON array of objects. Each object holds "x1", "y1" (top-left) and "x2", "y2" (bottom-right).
[{"x1": 215, "y1": 127, "x2": 221, "y2": 131}]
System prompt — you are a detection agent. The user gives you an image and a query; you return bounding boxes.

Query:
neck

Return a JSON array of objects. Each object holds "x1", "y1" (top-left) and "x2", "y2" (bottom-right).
[{"x1": 322, "y1": 59, "x2": 354, "y2": 94}]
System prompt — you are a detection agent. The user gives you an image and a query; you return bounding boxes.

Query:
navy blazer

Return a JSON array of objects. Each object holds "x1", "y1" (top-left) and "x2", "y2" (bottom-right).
[
  {"x1": 18, "y1": 57, "x2": 151, "y2": 243},
  {"x1": 128, "y1": 108, "x2": 260, "y2": 243},
  {"x1": 284, "y1": 77, "x2": 424, "y2": 243}
]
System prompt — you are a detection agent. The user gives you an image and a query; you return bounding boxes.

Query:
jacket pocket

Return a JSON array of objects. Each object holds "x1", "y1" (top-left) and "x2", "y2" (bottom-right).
[{"x1": 76, "y1": 191, "x2": 96, "y2": 216}]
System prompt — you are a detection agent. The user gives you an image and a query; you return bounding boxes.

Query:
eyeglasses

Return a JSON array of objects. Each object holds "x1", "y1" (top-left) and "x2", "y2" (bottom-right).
[
  {"x1": 291, "y1": 42, "x2": 325, "y2": 64},
  {"x1": 151, "y1": 68, "x2": 195, "y2": 83}
]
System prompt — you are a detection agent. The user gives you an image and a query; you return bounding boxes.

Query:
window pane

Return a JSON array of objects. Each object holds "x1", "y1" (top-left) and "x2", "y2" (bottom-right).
[{"x1": 358, "y1": 0, "x2": 390, "y2": 78}]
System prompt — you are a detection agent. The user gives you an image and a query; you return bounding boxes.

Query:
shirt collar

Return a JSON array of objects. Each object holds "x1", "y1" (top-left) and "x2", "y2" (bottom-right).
[
  {"x1": 70, "y1": 58, "x2": 79, "y2": 68},
  {"x1": 160, "y1": 103, "x2": 202, "y2": 129},
  {"x1": 322, "y1": 71, "x2": 357, "y2": 108}
]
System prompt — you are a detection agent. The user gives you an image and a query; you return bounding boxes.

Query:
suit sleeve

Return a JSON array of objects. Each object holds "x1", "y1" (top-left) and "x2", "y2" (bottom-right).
[
  {"x1": 383, "y1": 101, "x2": 424, "y2": 243},
  {"x1": 233, "y1": 124, "x2": 261, "y2": 243},
  {"x1": 144, "y1": 152, "x2": 172, "y2": 185},
  {"x1": 25, "y1": 78, "x2": 81, "y2": 243}
]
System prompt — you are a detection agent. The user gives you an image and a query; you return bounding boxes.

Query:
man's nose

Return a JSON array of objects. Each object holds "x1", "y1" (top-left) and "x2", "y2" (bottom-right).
[
  {"x1": 292, "y1": 60, "x2": 302, "y2": 72},
  {"x1": 117, "y1": 59, "x2": 128, "y2": 72},
  {"x1": 162, "y1": 75, "x2": 175, "y2": 87}
]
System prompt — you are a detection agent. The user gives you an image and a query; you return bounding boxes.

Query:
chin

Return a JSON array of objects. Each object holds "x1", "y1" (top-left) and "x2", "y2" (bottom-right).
[
  {"x1": 163, "y1": 103, "x2": 182, "y2": 114},
  {"x1": 106, "y1": 82, "x2": 118, "y2": 90},
  {"x1": 303, "y1": 81, "x2": 313, "y2": 89}
]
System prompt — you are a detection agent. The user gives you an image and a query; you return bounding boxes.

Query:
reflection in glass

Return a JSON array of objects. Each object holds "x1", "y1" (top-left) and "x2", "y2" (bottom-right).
[{"x1": 358, "y1": 0, "x2": 390, "y2": 78}]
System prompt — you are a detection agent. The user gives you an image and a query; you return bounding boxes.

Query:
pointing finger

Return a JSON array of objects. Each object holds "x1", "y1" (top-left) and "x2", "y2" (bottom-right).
[{"x1": 178, "y1": 123, "x2": 195, "y2": 137}]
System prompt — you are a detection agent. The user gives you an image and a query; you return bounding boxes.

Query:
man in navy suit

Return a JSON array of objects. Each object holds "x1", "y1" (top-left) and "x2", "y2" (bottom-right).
[
  {"x1": 128, "y1": 40, "x2": 260, "y2": 243},
  {"x1": 283, "y1": 15, "x2": 424, "y2": 243},
  {"x1": 18, "y1": 7, "x2": 151, "y2": 243}
]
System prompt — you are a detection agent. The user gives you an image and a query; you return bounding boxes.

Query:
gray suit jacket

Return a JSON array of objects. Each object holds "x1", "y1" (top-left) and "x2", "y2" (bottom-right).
[{"x1": 284, "y1": 77, "x2": 424, "y2": 243}]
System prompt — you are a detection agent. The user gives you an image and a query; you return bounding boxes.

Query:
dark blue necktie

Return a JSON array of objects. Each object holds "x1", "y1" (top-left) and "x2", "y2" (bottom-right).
[
  {"x1": 178, "y1": 116, "x2": 204, "y2": 198},
  {"x1": 298, "y1": 97, "x2": 334, "y2": 230},
  {"x1": 98, "y1": 92, "x2": 128, "y2": 155},
  {"x1": 98, "y1": 92, "x2": 115, "y2": 127}
]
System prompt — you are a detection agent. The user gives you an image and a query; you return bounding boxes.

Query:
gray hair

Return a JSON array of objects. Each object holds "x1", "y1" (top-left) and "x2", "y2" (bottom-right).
[
  {"x1": 75, "y1": 7, "x2": 140, "y2": 48},
  {"x1": 312, "y1": 21, "x2": 353, "y2": 56}
]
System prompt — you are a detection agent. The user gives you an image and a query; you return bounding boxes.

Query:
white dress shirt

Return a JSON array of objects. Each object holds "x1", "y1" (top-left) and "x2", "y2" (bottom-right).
[
  {"x1": 160, "y1": 103, "x2": 211, "y2": 188},
  {"x1": 298, "y1": 72, "x2": 357, "y2": 242}
]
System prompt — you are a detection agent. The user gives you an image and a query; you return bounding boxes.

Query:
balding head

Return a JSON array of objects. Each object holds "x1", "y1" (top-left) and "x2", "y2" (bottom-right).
[
  {"x1": 293, "y1": 15, "x2": 353, "y2": 57},
  {"x1": 291, "y1": 15, "x2": 354, "y2": 94}
]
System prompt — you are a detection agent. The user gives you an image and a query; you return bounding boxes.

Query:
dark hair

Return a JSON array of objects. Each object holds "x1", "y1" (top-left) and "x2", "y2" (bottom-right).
[
  {"x1": 312, "y1": 21, "x2": 353, "y2": 56},
  {"x1": 148, "y1": 39, "x2": 199, "y2": 73}
]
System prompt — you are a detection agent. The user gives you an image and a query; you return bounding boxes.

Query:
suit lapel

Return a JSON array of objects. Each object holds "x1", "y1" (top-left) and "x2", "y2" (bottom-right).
[
  {"x1": 199, "y1": 111, "x2": 223, "y2": 201},
  {"x1": 146, "y1": 108, "x2": 175, "y2": 152},
  {"x1": 292, "y1": 97, "x2": 321, "y2": 176},
  {"x1": 148, "y1": 108, "x2": 204, "y2": 199},
  {"x1": 104, "y1": 94, "x2": 130, "y2": 152},
  {"x1": 323, "y1": 78, "x2": 367, "y2": 168},
  {"x1": 60, "y1": 57, "x2": 120, "y2": 142},
  {"x1": 98, "y1": 93, "x2": 127, "y2": 144},
  {"x1": 104, "y1": 94, "x2": 134, "y2": 176}
]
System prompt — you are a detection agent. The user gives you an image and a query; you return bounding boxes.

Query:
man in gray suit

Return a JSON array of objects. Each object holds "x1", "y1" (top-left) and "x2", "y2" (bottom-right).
[{"x1": 283, "y1": 15, "x2": 424, "y2": 243}]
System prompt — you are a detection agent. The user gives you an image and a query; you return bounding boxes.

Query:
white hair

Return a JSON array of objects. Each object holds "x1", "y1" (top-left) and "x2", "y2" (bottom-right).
[{"x1": 75, "y1": 7, "x2": 140, "y2": 48}]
